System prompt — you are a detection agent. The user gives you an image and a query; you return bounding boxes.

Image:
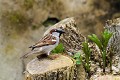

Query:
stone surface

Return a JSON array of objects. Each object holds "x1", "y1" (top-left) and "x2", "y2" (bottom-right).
[{"x1": 92, "y1": 75, "x2": 120, "y2": 80}]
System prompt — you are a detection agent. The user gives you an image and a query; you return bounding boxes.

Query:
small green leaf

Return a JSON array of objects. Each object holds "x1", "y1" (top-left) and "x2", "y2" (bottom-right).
[
  {"x1": 73, "y1": 52, "x2": 82, "y2": 65},
  {"x1": 88, "y1": 34, "x2": 103, "y2": 50},
  {"x1": 102, "y1": 30, "x2": 113, "y2": 48},
  {"x1": 73, "y1": 52, "x2": 80, "y2": 58},
  {"x1": 76, "y1": 58, "x2": 81, "y2": 65}
]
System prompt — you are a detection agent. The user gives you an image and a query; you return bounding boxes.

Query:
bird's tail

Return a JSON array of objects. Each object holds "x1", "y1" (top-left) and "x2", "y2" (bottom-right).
[{"x1": 20, "y1": 52, "x2": 30, "y2": 59}]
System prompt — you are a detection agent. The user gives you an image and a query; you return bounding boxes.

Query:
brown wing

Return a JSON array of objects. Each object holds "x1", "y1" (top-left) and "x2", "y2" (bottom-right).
[{"x1": 29, "y1": 34, "x2": 57, "y2": 50}]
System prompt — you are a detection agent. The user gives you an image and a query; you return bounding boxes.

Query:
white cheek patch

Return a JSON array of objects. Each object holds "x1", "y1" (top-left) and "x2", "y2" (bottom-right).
[{"x1": 52, "y1": 39, "x2": 57, "y2": 41}]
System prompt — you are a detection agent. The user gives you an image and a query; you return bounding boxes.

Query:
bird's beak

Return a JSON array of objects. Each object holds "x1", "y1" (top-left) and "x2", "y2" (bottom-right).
[{"x1": 56, "y1": 29, "x2": 65, "y2": 33}]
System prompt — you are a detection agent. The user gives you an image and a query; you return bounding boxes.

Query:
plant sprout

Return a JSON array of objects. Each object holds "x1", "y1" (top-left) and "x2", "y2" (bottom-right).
[
  {"x1": 88, "y1": 30, "x2": 113, "y2": 72},
  {"x1": 73, "y1": 52, "x2": 82, "y2": 65},
  {"x1": 73, "y1": 40, "x2": 91, "y2": 77},
  {"x1": 82, "y1": 40, "x2": 91, "y2": 76}
]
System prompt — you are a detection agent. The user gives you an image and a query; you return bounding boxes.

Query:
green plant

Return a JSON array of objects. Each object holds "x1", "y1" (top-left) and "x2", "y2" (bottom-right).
[
  {"x1": 82, "y1": 41, "x2": 91, "y2": 76},
  {"x1": 52, "y1": 43, "x2": 65, "y2": 53},
  {"x1": 24, "y1": 0, "x2": 34, "y2": 10},
  {"x1": 8, "y1": 11, "x2": 27, "y2": 25},
  {"x1": 73, "y1": 52, "x2": 82, "y2": 65},
  {"x1": 88, "y1": 30, "x2": 113, "y2": 72},
  {"x1": 73, "y1": 41, "x2": 91, "y2": 77}
]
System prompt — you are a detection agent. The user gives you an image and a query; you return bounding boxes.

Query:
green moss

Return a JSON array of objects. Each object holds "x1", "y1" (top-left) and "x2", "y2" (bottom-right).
[
  {"x1": 5, "y1": 44, "x2": 14, "y2": 55},
  {"x1": 24, "y1": 0, "x2": 34, "y2": 10},
  {"x1": 1, "y1": 10, "x2": 29, "y2": 34},
  {"x1": 31, "y1": 25, "x2": 39, "y2": 30},
  {"x1": 8, "y1": 11, "x2": 27, "y2": 25}
]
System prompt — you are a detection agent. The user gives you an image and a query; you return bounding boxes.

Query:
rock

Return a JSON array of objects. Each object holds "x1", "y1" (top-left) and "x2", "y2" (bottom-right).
[
  {"x1": 93, "y1": 75, "x2": 120, "y2": 80},
  {"x1": 112, "y1": 66, "x2": 119, "y2": 73},
  {"x1": 105, "y1": 18, "x2": 120, "y2": 71}
]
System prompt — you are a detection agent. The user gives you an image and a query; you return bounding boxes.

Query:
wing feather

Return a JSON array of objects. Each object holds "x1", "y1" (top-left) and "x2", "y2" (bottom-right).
[{"x1": 29, "y1": 34, "x2": 57, "y2": 50}]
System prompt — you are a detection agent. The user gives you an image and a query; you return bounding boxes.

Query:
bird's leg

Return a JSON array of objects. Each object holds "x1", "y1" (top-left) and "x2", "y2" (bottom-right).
[
  {"x1": 48, "y1": 52, "x2": 60, "y2": 60},
  {"x1": 46, "y1": 52, "x2": 54, "y2": 60},
  {"x1": 47, "y1": 51, "x2": 50, "y2": 55},
  {"x1": 37, "y1": 52, "x2": 60, "y2": 60}
]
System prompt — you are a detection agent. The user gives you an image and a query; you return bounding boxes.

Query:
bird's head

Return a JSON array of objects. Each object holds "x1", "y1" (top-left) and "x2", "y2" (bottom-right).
[{"x1": 50, "y1": 28, "x2": 65, "y2": 37}]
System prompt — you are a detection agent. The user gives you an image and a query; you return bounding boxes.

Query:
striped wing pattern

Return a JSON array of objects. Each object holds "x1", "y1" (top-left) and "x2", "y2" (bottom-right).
[{"x1": 29, "y1": 34, "x2": 57, "y2": 50}]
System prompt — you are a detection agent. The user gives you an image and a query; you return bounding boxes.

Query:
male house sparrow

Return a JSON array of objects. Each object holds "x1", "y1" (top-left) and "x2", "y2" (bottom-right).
[{"x1": 21, "y1": 28, "x2": 65, "y2": 59}]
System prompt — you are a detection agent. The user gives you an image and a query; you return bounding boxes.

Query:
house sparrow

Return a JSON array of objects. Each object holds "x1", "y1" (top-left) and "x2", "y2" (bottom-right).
[{"x1": 21, "y1": 28, "x2": 65, "y2": 59}]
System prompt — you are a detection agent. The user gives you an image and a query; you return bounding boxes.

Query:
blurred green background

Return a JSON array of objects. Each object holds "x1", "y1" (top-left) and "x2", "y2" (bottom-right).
[{"x1": 0, "y1": 0, "x2": 120, "y2": 80}]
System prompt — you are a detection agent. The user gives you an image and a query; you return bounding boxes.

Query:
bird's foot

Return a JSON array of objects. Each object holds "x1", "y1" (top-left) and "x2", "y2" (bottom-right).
[{"x1": 48, "y1": 54, "x2": 59, "y2": 60}]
